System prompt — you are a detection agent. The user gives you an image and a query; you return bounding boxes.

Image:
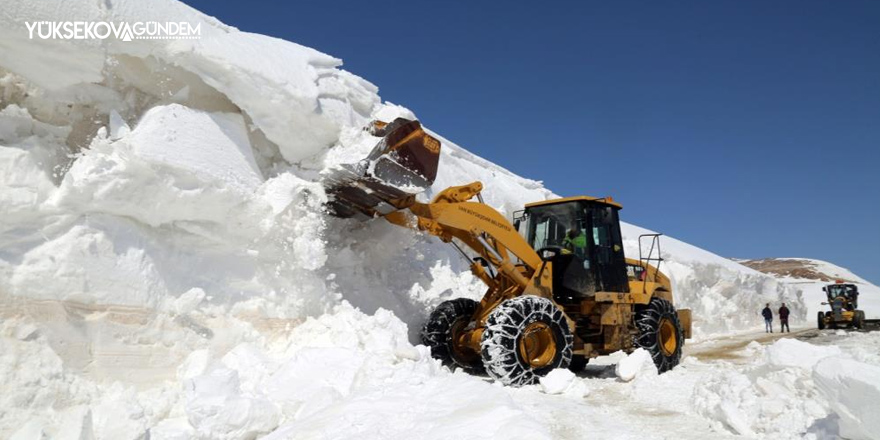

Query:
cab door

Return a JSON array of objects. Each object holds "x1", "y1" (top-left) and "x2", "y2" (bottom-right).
[{"x1": 588, "y1": 204, "x2": 629, "y2": 293}]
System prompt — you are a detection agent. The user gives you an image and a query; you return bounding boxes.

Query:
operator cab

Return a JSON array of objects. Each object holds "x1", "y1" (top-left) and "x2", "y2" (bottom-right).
[
  {"x1": 515, "y1": 196, "x2": 628, "y2": 300},
  {"x1": 823, "y1": 282, "x2": 859, "y2": 311}
]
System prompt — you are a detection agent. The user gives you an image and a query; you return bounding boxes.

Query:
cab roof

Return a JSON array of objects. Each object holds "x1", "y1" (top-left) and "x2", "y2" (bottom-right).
[
  {"x1": 827, "y1": 282, "x2": 857, "y2": 288},
  {"x1": 525, "y1": 195, "x2": 623, "y2": 210}
]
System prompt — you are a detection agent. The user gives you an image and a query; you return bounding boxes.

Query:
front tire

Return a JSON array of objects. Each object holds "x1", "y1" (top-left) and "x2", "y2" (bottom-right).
[
  {"x1": 817, "y1": 311, "x2": 826, "y2": 330},
  {"x1": 421, "y1": 298, "x2": 482, "y2": 369},
  {"x1": 853, "y1": 310, "x2": 865, "y2": 329},
  {"x1": 635, "y1": 298, "x2": 684, "y2": 373},
  {"x1": 481, "y1": 296, "x2": 573, "y2": 386}
]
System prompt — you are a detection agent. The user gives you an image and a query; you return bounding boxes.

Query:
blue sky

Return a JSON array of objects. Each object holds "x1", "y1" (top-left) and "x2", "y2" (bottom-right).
[{"x1": 182, "y1": 0, "x2": 880, "y2": 284}]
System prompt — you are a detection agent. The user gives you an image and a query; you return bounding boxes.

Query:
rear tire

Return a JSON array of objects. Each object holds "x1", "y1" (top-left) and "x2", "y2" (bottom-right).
[
  {"x1": 635, "y1": 298, "x2": 684, "y2": 373},
  {"x1": 817, "y1": 311, "x2": 826, "y2": 330},
  {"x1": 481, "y1": 296, "x2": 573, "y2": 386},
  {"x1": 421, "y1": 298, "x2": 482, "y2": 369}
]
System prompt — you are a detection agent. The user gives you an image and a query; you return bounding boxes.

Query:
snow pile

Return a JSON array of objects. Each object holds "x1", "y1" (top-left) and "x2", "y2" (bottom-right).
[
  {"x1": 692, "y1": 365, "x2": 825, "y2": 436},
  {"x1": 691, "y1": 334, "x2": 880, "y2": 439},
  {"x1": 3, "y1": 304, "x2": 552, "y2": 440},
  {"x1": 813, "y1": 357, "x2": 880, "y2": 440}
]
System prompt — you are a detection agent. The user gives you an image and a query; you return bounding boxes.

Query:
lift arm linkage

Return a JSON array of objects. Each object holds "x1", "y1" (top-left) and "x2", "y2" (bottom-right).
[{"x1": 384, "y1": 182, "x2": 551, "y2": 307}]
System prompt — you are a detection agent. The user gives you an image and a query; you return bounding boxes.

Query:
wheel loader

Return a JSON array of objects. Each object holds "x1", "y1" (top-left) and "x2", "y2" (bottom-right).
[
  {"x1": 818, "y1": 281, "x2": 866, "y2": 330},
  {"x1": 323, "y1": 118, "x2": 692, "y2": 386}
]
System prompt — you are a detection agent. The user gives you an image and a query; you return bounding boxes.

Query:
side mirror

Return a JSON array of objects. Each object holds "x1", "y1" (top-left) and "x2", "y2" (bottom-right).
[
  {"x1": 513, "y1": 219, "x2": 521, "y2": 231},
  {"x1": 822, "y1": 287, "x2": 826, "y2": 292},
  {"x1": 821, "y1": 302, "x2": 828, "y2": 305}
]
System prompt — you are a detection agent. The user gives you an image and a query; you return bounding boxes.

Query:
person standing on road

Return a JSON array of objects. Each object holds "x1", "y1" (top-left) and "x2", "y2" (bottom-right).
[
  {"x1": 762, "y1": 303, "x2": 773, "y2": 333},
  {"x1": 778, "y1": 303, "x2": 790, "y2": 333}
]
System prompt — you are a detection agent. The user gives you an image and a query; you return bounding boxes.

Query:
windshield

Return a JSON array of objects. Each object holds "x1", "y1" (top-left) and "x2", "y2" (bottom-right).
[
  {"x1": 526, "y1": 203, "x2": 585, "y2": 253},
  {"x1": 524, "y1": 200, "x2": 629, "y2": 295},
  {"x1": 826, "y1": 284, "x2": 858, "y2": 300}
]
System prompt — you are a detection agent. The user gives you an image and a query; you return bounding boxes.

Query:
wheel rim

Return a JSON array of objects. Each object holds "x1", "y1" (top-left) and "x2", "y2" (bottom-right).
[
  {"x1": 658, "y1": 317, "x2": 678, "y2": 356},
  {"x1": 518, "y1": 322, "x2": 557, "y2": 368}
]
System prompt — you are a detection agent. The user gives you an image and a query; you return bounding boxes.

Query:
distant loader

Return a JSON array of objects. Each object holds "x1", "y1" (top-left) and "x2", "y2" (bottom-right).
[{"x1": 817, "y1": 281, "x2": 868, "y2": 330}]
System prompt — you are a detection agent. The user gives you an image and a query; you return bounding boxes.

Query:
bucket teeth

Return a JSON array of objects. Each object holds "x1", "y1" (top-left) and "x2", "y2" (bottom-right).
[{"x1": 323, "y1": 118, "x2": 441, "y2": 218}]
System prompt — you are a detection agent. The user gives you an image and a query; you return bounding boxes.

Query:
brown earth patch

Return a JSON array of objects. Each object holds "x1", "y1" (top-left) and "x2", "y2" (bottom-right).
[{"x1": 737, "y1": 258, "x2": 852, "y2": 282}]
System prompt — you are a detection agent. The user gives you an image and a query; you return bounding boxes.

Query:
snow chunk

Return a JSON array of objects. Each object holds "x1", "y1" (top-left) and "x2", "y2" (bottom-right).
[
  {"x1": 765, "y1": 338, "x2": 842, "y2": 370},
  {"x1": 127, "y1": 104, "x2": 262, "y2": 194},
  {"x1": 56, "y1": 406, "x2": 95, "y2": 440},
  {"x1": 539, "y1": 368, "x2": 589, "y2": 398},
  {"x1": 266, "y1": 347, "x2": 365, "y2": 419},
  {"x1": 53, "y1": 105, "x2": 264, "y2": 227},
  {"x1": 14, "y1": 323, "x2": 39, "y2": 341},
  {"x1": 539, "y1": 368, "x2": 575, "y2": 394},
  {"x1": 813, "y1": 357, "x2": 880, "y2": 440},
  {"x1": 10, "y1": 221, "x2": 167, "y2": 308},
  {"x1": 149, "y1": 418, "x2": 195, "y2": 440},
  {"x1": 173, "y1": 288, "x2": 206, "y2": 315},
  {"x1": 10, "y1": 420, "x2": 47, "y2": 440},
  {"x1": 108, "y1": 110, "x2": 131, "y2": 140},
  {"x1": 178, "y1": 350, "x2": 211, "y2": 382},
  {"x1": 616, "y1": 348, "x2": 658, "y2": 382},
  {"x1": 185, "y1": 367, "x2": 280, "y2": 440}
]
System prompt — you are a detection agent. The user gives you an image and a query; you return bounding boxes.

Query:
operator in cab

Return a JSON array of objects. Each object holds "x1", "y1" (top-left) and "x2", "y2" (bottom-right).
[{"x1": 562, "y1": 226, "x2": 587, "y2": 258}]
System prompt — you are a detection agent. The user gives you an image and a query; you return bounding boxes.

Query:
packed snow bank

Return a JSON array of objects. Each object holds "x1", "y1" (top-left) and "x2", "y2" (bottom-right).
[{"x1": 814, "y1": 357, "x2": 880, "y2": 440}]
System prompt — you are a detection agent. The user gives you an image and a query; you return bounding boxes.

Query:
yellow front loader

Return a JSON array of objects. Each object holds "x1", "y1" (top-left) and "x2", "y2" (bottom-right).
[
  {"x1": 818, "y1": 281, "x2": 866, "y2": 330},
  {"x1": 324, "y1": 118, "x2": 692, "y2": 386}
]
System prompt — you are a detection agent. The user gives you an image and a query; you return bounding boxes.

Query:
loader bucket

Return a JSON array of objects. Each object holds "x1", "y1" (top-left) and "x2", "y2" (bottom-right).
[{"x1": 323, "y1": 118, "x2": 441, "y2": 218}]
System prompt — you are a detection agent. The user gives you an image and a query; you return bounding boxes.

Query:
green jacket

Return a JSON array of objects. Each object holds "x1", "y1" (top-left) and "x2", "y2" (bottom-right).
[{"x1": 562, "y1": 232, "x2": 587, "y2": 252}]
